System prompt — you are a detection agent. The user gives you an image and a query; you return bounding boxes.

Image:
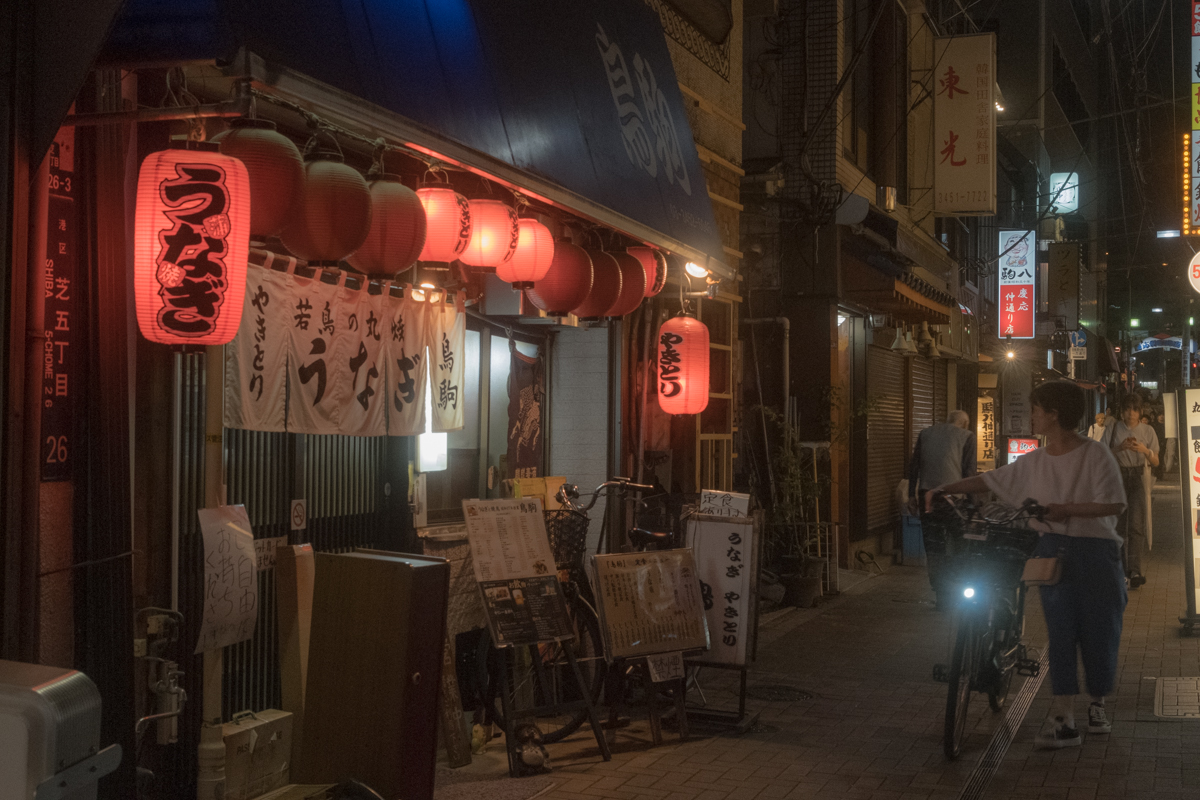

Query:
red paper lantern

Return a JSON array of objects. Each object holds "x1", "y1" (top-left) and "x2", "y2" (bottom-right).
[
  {"x1": 498, "y1": 218, "x2": 555, "y2": 288},
  {"x1": 524, "y1": 241, "x2": 592, "y2": 315},
  {"x1": 657, "y1": 315, "x2": 709, "y2": 415},
  {"x1": 461, "y1": 199, "x2": 519, "y2": 268},
  {"x1": 417, "y1": 186, "x2": 472, "y2": 262},
  {"x1": 280, "y1": 156, "x2": 371, "y2": 263},
  {"x1": 346, "y1": 175, "x2": 427, "y2": 276},
  {"x1": 606, "y1": 252, "x2": 647, "y2": 317},
  {"x1": 134, "y1": 146, "x2": 251, "y2": 345},
  {"x1": 627, "y1": 246, "x2": 668, "y2": 297},
  {"x1": 212, "y1": 118, "x2": 303, "y2": 239},
  {"x1": 573, "y1": 250, "x2": 623, "y2": 318}
]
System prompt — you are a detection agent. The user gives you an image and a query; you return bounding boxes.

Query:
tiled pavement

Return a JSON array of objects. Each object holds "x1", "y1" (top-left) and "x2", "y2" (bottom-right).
[{"x1": 446, "y1": 479, "x2": 1200, "y2": 799}]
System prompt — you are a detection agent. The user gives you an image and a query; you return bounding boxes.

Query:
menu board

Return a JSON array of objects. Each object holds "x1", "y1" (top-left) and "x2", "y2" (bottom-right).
[
  {"x1": 590, "y1": 550, "x2": 709, "y2": 660},
  {"x1": 461, "y1": 498, "x2": 573, "y2": 647},
  {"x1": 1178, "y1": 390, "x2": 1200, "y2": 619}
]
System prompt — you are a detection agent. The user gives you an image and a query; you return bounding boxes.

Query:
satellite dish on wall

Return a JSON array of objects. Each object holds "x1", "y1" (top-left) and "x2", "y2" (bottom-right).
[{"x1": 835, "y1": 193, "x2": 869, "y2": 226}]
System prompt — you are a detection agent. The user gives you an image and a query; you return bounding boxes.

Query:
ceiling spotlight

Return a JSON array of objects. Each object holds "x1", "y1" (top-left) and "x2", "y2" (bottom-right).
[
  {"x1": 1006, "y1": 350, "x2": 1015, "y2": 360},
  {"x1": 685, "y1": 261, "x2": 709, "y2": 279}
]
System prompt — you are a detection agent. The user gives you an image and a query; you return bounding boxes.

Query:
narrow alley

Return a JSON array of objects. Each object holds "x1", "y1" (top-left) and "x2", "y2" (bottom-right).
[{"x1": 446, "y1": 479, "x2": 1200, "y2": 800}]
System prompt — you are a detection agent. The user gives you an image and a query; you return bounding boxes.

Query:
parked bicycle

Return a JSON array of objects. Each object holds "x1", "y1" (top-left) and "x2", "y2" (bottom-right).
[
  {"x1": 477, "y1": 477, "x2": 662, "y2": 743},
  {"x1": 924, "y1": 494, "x2": 1045, "y2": 759}
]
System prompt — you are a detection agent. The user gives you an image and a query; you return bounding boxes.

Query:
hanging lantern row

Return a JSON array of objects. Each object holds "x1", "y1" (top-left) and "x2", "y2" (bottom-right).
[{"x1": 523, "y1": 243, "x2": 668, "y2": 319}]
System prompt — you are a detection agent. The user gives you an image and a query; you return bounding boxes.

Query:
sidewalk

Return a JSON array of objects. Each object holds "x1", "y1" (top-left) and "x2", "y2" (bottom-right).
[{"x1": 446, "y1": 481, "x2": 1200, "y2": 800}]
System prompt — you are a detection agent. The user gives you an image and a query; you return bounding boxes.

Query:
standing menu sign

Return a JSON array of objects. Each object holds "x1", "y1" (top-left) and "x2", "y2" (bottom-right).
[
  {"x1": 1177, "y1": 391, "x2": 1200, "y2": 623},
  {"x1": 590, "y1": 550, "x2": 709, "y2": 660},
  {"x1": 461, "y1": 498, "x2": 573, "y2": 646},
  {"x1": 686, "y1": 514, "x2": 758, "y2": 666}
]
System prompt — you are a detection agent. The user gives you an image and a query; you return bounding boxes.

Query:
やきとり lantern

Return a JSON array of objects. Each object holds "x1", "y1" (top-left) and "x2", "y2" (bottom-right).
[
  {"x1": 417, "y1": 186, "x2": 472, "y2": 262},
  {"x1": 657, "y1": 315, "x2": 709, "y2": 415},
  {"x1": 498, "y1": 218, "x2": 555, "y2": 288},
  {"x1": 460, "y1": 199, "x2": 519, "y2": 268},
  {"x1": 134, "y1": 146, "x2": 251, "y2": 345}
]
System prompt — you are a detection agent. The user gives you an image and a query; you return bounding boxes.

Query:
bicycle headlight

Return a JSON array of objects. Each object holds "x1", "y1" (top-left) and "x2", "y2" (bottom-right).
[{"x1": 963, "y1": 587, "x2": 976, "y2": 599}]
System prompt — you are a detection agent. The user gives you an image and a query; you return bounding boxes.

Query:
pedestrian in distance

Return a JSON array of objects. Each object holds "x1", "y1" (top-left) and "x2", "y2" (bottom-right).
[
  {"x1": 1087, "y1": 412, "x2": 1108, "y2": 444},
  {"x1": 927, "y1": 381, "x2": 1127, "y2": 750},
  {"x1": 1108, "y1": 394, "x2": 1158, "y2": 588},
  {"x1": 909, "y1": 409, "x2": 976, "y2": 609}
]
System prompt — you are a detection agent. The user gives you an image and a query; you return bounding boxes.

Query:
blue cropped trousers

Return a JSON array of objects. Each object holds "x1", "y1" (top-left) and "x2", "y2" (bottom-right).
[{"x1": 1035, "y1": 533, "x2": 1127, "y2": 697}]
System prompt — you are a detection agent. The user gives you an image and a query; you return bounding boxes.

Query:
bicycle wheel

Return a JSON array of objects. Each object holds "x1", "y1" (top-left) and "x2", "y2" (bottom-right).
[
  {"x1": 988, "y1": 662, "x2": 1014, "y2": 712},
  {"x1": 988, "y1": 589, "x2": 1020, "y2": 712},
  {"x1": 944, "y1": 615, "x2": 978, "y2": 759},
  {"x1": 481, "y1": 595, "x2": 606, "y2": 743}
]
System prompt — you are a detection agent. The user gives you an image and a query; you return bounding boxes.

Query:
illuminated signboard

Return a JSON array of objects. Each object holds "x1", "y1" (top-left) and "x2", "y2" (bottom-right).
[
  {"x1": 1186, "y1": 7, "x2": 1200, "y2": 235},
  {"x1": 1007, "y1": 438, "x2": 1039, "y2": 465},
  {"x1": 998, "y1": 230, "x2": 1035, "y2": 339},
  {"x1": 1048, "y1": 172, "x2": 1079, "y2": 213}
]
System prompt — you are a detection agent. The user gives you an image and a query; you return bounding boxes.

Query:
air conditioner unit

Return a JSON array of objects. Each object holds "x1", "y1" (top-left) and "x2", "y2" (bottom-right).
[{"x1": 0, "y1": 660, "x2": 121, "y2": 800}]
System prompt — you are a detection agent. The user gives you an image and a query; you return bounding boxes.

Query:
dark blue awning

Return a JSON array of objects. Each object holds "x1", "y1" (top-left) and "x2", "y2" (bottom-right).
[{"x1": 102, "y1": 0, "x2": 730, "y2": 275}]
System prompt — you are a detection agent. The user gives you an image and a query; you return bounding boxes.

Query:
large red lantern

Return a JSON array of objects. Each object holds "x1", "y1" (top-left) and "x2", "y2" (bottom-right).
[
  {"x1": 280, "y1": 150, "x2": 371, "y2": 263},
  {"x1": 134, "y1": 146, "x2": 251, "y2": 345},
  {"x1": 524, "y1": 241, "x2": 592, "y2": 315},
  {"x1": 657, "y1": 315, "x2": 709, "y2": 415},
  {"x1": 346, "y1": 175, "x2": 427, "y2": 276},
  {"x1": 498, "y1": 218, "x2": 554, "y2": 288},
  {"x1": 461, "y1": 199, "x2": 519, "y2": 268},
  {"x1": 627, "y1": 246, "x2": 668, "y2": 297},
  {"x1": 606, "y1": 252, "x2": 648, "y2": 317},
  {"x1": 417, "y1": 186, "x2": 472, "y2": 262},
  {"x1": 572, "y1": 250, "x2": 623, "y2": 318},
  {"x1": 212, "y1": 118, "x2": 303, "y2": 240}
]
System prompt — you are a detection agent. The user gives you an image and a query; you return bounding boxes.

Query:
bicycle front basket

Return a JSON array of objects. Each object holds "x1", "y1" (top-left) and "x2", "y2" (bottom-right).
[{"x1": 544, "y1": 509, "x2": 590, "y2": 568}]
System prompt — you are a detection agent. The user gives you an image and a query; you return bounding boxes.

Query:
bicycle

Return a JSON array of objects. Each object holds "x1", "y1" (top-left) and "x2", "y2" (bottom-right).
[
  {"x1": 924, "y1": 494, "x2": 1045, "y2": 759},
  {"x1": 476, "y1": 477, "x2": 659, "y2": 743}
]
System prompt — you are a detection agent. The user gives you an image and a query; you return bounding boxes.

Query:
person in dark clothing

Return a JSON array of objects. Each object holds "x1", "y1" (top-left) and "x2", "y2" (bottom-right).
[
  {"x1": 908, "y1": 409, "x2": 976, "y2": 607},
  {"x1": 1109, "y1": 394, "x2": 1158, "y2": 588}
]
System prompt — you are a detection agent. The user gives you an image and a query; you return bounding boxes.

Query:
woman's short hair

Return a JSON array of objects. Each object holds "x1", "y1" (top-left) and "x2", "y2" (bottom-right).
[{"x1": 1030, "y1": 380, "x2": 1086, "y2": 430}]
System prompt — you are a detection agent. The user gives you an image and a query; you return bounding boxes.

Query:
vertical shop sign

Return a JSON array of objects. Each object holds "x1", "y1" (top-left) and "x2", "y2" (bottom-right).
[
  {"x1": 998, "y1": 230, "x2": 1036, "y2": 339},
  {"x1": 41, "y1": 129, "x2": 77, "y2": 481},
  {"x1": 686, "y1": 514, "x2": 757, "y2": 666},
  {"x1": 976, "y1": 396, "x2": 995, "y2": 466},
  {"x1": 1048, "y1": 172, "x2": 1080, "y2": 214},
  {"x1": 1002, "y1": 363, "x2": 1033, "y2": 436},
  {"x1": 1177, "y1": 390, "x2": 1200, "y2": 619},
  {"x1": 336, "y1": 284, "x2": 387, "y2": 437},
  {"x1": 933, "y1": 34, "x2": 996, "y2": 214},
  {"x1": 1047, "y1": 242, "x2": 1080, "y2": 330},
  {"x1": 287, "y1": 274, "x2": 344, "y2": 435},
  {"x1": 1186, "y1": 6, "x2": 1200, "y2": 235}
]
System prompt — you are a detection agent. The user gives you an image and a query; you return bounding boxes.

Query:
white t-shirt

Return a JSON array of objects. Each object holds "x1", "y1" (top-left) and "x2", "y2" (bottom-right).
[{"x1": 980, "y1": 438, "x2": 1127, "y2": 541}]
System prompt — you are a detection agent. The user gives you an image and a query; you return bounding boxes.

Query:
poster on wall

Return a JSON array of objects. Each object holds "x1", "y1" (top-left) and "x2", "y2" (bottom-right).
[
  {"x1": 195, "y1": 505, "x2": 258, "y2": 654},
  {"x1": 932, "y1": 33, "x2": 996, "y2": 215},
  {"x1": 507, "y1": 345, "x2": 544, "y2": 479},
  {"x1": 998, "y1": 230, "x2": 1036, "y2": 339}
]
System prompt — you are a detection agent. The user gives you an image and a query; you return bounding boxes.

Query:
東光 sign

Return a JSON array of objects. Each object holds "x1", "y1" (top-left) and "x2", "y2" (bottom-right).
[{"x1": 932, "y1": 34, "x2": 997, "y2": 215}]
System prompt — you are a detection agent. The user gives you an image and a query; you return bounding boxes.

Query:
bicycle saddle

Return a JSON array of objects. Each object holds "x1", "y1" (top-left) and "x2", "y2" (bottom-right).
[{"x1": 628, "y1": 527, "x2": 672, "y2": 549}]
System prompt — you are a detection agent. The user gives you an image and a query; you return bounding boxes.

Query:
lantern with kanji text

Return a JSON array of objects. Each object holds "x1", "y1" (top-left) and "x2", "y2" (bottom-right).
[
  {"x1": 498, "y1": 218, "x2": 555, "y2": 288},
  {"x1": 134, "y1": 145, "x2": 251, "y2": 345},
  {"x1": 656, "y1": 315, "x2": 709, "y2": 415},
  {"x1": 417, "y1": 185, "x2": 472, "y2": 262},
  {"x1": 461, "y1": 199, "x2": 519, "y2": 268},
  {"x1": 627, "y1": 246, "x2": 668, "y2": 297}
]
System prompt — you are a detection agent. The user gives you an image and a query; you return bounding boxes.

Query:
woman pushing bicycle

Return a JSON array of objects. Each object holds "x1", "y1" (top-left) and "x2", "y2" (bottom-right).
[{"x1": 927, "y1": 381, "x2": 1127, "y2": 750}]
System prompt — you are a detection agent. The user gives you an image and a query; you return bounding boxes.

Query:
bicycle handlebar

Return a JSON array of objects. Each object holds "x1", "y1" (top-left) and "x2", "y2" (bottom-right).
[
  {"x1": 556, "y1": 478, "x2": 657, "y2": 513},
  {"x1": 932, "y1": 493, "x2": 1047, "y2": 524}
]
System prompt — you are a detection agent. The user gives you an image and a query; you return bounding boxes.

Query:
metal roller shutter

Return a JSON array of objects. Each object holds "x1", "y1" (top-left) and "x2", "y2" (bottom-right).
[
  {"x1": 866, "y1": 346, "x2": 906, "y2": 534},
  {"x1": 934, "y1": 359, "x2": 948, "y2": 423},
  {"x1": 910, "y1": 357, "x2": 934, "y2": 452}
]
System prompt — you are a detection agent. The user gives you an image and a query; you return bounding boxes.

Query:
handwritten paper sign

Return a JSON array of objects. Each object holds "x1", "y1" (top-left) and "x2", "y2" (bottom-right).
[
  {"x1": 195, "y1": 506, "x2": 258, "y2": 654},
  {"x1": 254, "y1": 536, "x2": 288, "y2": 572},
  {"x1": 699, "y1": 490, "x2": 750, "y2": 518},
  {"x1": 646, "y1": 651, "x2": 685, "y2": 683}
]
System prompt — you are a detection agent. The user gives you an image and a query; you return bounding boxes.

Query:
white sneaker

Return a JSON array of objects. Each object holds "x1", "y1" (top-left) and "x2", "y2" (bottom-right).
[
  {"x1": 1035, "y1": 716, "x2": 1081, "y2": 750},
  {"x1": 1088, "y1": 702, "x2": 1112, "y2": 734}
]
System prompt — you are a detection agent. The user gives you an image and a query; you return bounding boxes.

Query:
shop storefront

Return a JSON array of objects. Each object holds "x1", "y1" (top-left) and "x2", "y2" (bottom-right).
[{"x1": 2, "y1": 1, "x2": 738, "y2": 797}]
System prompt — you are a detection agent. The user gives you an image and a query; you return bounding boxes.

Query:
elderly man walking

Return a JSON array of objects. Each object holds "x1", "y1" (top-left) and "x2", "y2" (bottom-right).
[{"x1": 909, "y1": 410, "x2": 976, "y2": 608}]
